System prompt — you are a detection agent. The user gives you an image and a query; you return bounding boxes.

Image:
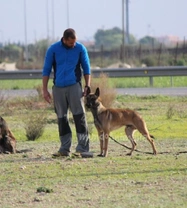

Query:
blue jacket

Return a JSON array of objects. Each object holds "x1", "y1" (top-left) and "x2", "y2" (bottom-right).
[{"x1": 42, "y1": 40, "x2": 91, "y2": 87}]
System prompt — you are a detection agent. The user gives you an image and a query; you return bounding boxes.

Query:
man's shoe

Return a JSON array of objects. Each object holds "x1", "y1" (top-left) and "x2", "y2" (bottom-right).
[
  {"x1": 52, "y1": 152, "x2": 69, "y2": 158},
  {"x1": 81, "y1": 152, "x2": 94, "y2": 158},
  {"x1": 72, "y1": 152, "x2": 93, "y2": 158},
  {"x1": 72, "y1": 152, "x2": 82, "y2": 158}
]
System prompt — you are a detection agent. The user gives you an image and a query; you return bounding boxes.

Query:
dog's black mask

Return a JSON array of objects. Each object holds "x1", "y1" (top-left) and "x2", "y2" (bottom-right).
[
  {"x1": 85, "y1": 95, "x2": 97, "y2": 108},
  {"x1": 85, "y1": 88, "x2": 100, "y2": 109}
]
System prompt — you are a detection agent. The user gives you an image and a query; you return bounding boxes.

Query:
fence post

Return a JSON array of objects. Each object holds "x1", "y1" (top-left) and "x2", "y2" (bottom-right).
[
  {"x1": 174, "y1": 42, "x2": 179, "y2": 64},
  {"x1": 170, "y1": 77, "x2": 173, "y2": 87},
  {"x1": 138, "y1": 44, "x2": 142, "y2": 61},
  {"x1": 149, "y1": 76, "x2": 153, "y2": 87},
  {"x1": 100, "y1": 44, "x2": 104, "y2": 68},
  {"x1": 182, "y1": 37, "x2": 186, "y2": 59},
  {"x1": 157, "y1": 43, "x2": 162, "y2": 66},
  {"x1": 120, "y1": 44, "x2": 125, "y2": 63},
  {"x1": 0, "y1": 49, "x2": 2, "y2": 62}
]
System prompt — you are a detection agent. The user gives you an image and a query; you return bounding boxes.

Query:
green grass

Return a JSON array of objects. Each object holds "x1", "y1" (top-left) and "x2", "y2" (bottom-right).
[
  {"x1": 110, "y1": 76, "x2": 187, "y2": 88},
  {"x1": 0, "y1": 140, "x2": 186, "y2": 208},
  {"x1": 0, "y1": 76, "x2": 187, "y2": 90},
  {"x1": 0, "y1": 79, "x2": 53, "y2": 90},
  {"x1": 0, "y1": 94, "x2": 187, "y2": 207}
]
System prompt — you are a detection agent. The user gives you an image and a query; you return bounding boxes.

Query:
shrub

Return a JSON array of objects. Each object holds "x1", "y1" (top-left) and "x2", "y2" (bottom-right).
[
  {"x1": 35, "y1": 84, "x2": 43, "y2": 100},
  {"x1": 141, "y1": 56, "x2": 157, "y2": 66},
  {"x1": 24, "y1": 111, "x2": 47, "y2": 141},
  {"x1": 175, "y1": 59, "x2": 187, "y2": 66},
  {"x1": 90, "y1": 73, "x2": 117, "y2": 108},
  {"x1": 0, "y1": 90, "x2": 6, "y2": 106},
  {"x1": 166, "y1": 104, "x2": 175, "y2": 119},
  {"x1": 37, "y1": 187, "x2": 53, "y2": 193}
]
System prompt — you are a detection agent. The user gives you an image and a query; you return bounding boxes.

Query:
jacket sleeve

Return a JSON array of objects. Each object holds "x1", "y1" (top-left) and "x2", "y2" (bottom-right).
[
  {"x1": 42, "y1": 46, "x2": 54, "y2": 77},
  {"x1": 80, "y1": 45, "x2": 91, "y2": 75}
]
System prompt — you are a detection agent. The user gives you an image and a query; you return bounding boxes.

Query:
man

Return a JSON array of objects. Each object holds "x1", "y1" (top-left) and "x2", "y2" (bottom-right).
[{"x1": 42, "y1": 28, "x2": 91, "y2": 157}]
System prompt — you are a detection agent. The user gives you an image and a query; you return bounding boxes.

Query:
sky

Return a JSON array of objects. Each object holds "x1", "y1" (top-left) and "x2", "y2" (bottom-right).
[{"x1": 0, "y1": 0, "x2": 187, "y2": 44}]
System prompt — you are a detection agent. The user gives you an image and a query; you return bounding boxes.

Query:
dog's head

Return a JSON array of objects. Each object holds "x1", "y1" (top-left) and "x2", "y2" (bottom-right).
[
  {"x1": 0, "y1": 116, "x2": 16, "y2": 153},
  {"x1": 85, "y1": 87, "x2": 100, "y2": 109},
  {"x1": 0, "y1": 116, "x2": 8, "y2": 138}
]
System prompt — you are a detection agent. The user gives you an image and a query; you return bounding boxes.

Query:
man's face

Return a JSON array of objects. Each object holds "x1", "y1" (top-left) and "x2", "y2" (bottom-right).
[{"x1": 63, "y1": 37, "x2": 76, "y2": 48}]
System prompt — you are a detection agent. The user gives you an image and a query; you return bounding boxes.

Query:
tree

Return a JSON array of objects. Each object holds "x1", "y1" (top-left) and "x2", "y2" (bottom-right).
[
  {"x1": 94, "y1": 27, "x2": 137, "y2": 50},
  {"x1": 3, "y1": 44, "x2": 22, "y2": 62},
  {"x1": 139, "y1": 36, "x2": 159, "y2": 46}
]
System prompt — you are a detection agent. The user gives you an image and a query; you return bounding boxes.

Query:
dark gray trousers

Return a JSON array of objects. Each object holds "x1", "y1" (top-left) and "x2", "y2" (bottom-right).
[{"x1": 52, "y1": 83, "x2": 89, "y2": 154}]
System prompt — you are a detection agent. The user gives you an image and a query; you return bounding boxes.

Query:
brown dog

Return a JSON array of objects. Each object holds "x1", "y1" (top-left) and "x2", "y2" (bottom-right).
[
  {"x1": 85, "y1": 87, "x2": 157, "y2": 157},
  {"x1": 0, "y1": 116, "x2": 16, "y2": 154}
]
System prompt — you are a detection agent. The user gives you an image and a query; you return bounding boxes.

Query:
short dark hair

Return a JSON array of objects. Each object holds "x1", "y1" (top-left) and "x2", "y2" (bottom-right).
[{"x1": 63, "y1": 28, "x2": 76, "y2": 40}]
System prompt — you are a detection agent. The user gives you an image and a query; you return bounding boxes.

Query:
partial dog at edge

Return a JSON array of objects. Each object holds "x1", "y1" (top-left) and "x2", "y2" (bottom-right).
[
  {"x1": 85, "y1": 87, "x2": 157, "y2": 157},
  {"x1": 0, "y1": 116, "x2": 17, "y2": 154}
]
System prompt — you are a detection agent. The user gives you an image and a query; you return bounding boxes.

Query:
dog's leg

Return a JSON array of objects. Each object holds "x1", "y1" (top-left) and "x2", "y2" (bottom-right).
[
  {"x1": 143, "y1": 134, "x2": 157, "y2": 155},
  {"x1": 97, "y1": 131, "x2": 109, "y2": 157},
  {"x1": 0, "y1": 146, "x2": 4, "y2": 153},
  {"x1": 8, "y1": 129, "x2": 16, "y2": 141},
  {"x1": 98, "y1": 132, "x2": 104, "y2": 157},
  {"x1": 135, "y1": 119, "x2": 157, "y2": 155},
  {"x1": 125, "y1": 126, "x2": 137, "y2": 156},
  {"x1": 103, "y1": 133, "x2": 109, "y2": 157}
]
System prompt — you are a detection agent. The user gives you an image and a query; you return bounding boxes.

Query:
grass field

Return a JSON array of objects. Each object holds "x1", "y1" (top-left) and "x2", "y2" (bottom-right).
[
  {"x1": 0, "y1": 76, "x2": 187, "y2": 89},
  {"x1": 0, "y1": 93, "x2": 187, "y2": 208}
]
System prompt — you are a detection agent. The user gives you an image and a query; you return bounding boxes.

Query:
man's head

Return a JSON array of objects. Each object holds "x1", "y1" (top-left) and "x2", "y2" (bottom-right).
[{"x1": 63, "y1": 28, "x2": 76, "y2": 48}]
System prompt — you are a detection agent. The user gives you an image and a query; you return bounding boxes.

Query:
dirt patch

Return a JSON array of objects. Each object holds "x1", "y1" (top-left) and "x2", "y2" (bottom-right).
[{"x1": 0, "y1": 62, "x2": 18, "y2": 71}]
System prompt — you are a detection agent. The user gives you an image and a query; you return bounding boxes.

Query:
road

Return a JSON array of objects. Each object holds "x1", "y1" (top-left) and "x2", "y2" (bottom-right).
[
  {"x1": 1, "y1": 87, "x2": 187, "y2": 98},
  {"x1": 116, "y1": 87, "x2": 187, "y2": 96}
]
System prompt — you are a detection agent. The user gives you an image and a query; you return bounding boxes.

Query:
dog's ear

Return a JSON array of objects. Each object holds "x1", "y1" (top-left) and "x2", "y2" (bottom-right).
[
  {"x1": 95, "y1": 87, "x2": 100, "y2": 97},
  {"x1": 86, "y1": 86, "x2": 91, "y2": 96}
]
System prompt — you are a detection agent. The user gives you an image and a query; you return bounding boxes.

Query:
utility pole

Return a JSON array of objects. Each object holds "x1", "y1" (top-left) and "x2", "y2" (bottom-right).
[
  {"x1": 46, "y1": 0, "x2": 49, "y2": 45},
  {"x1": 52, "y1": 0, "x2": 55, "y2": 40},
  {"x1": 0, "y1": 30, "x2": 4, "y2": 46},
  {"x1": 24, "y1": 0, "x2": 28, "y2": 62},
  {"x1": 121, "y1": 0, "x2": 125, "y2": 63},
  {"x1": 67, "y1": 0, "x2": 69, "y2": 28},
  {"x1": 126, "y1": 0, "x2": 130, "y2": 44}
]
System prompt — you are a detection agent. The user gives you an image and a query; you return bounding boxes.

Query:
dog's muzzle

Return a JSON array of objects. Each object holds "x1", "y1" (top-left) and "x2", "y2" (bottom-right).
[{"x1": 86, "y1": 103, "x2": 91, "y2": 108}]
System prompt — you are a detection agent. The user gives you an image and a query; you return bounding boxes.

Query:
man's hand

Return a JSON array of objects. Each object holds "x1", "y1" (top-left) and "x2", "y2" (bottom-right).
[
  {"x1": 83, "y1": 86, "x2": 90, "y2": 97},
  {"x1": 43, "y1": 90, "x2": 52, "y2": 103}
]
